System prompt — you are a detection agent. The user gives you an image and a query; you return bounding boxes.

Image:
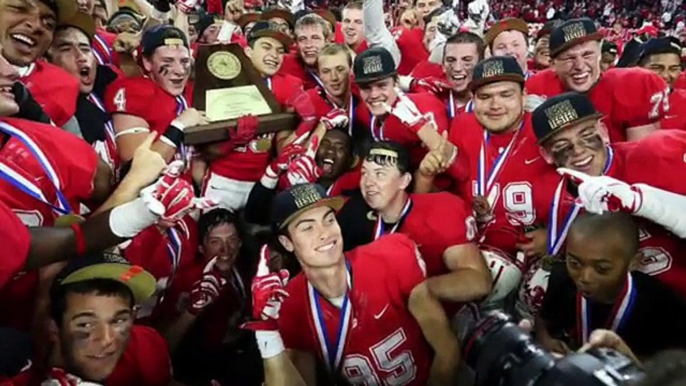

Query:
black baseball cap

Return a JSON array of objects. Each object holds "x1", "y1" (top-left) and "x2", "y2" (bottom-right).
[
  {"x1": 141, "y1": 24, "x2": 190, "y2": 57},
  {"x1": 353, "y1": 47, "x2": 397, "y2": 85},
  {"x1": 602, "y1": 41, "x2": 618, "y2": 55},
  {"x1": 51, "y1": 252, "x2": 156, "y2": 304},
  {"x1": 537, "y1": 20, "x2": 561, "y2": 40},
  {"x1": 247, "y1": 21, "x2": 293, "y2": 51},
  {"x1": 272, "y1": 183, "x2": 345, "y2": 230},
  {"x1": 549, "y1": 18, "x2": 603, "y2": 58},
  {"x1": 638, "y1": 37, "x2": 682, "y2": 63},
  {"x1": 470, "y1": 56, "x2": 525, "y2": 91},
  {"x1": 532, "y1": 92, "x2": 603, "y2": 143}
]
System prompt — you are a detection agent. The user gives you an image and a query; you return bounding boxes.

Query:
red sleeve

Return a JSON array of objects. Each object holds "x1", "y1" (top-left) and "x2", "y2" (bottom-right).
[
  {"x1": 132, "y1": 327, "x2": 172, "y2": 386},
  {"x1": 427, "y1": 193, "x2": 473, "y2": 246},
  {"x1": 28, "y1": 64, "x2": 80, "y2": 127},
  {"x1": 446, "y1": 116, "x2": 472, "y2": 182},
  {"x1": 394, "y1": 27, "x2": 429, "y2": 76},
  {"x1": 0, "y1": 203, "x2": 30, "y2": 291},
  {"x1": 416, "y1": 94, "x2": 449, "y2": 134},
  {"x1": 409, "y1": 61, "x2": 446, "y2": 80},
  {"x1": 623, "y1": 130, "x2": 686, "y2": 194},
  {"x1": 104, "y1": 78, "x2": 156, "y2": 118},
  {"x1": 380, "y1": 234, "x2": 427, "y2": 299},
  {"x1": 278, "y1": 277, "x2": 312, "y2": 352},
  {"x1": 613, "y1": 69, "x2": 669, "y2": 127},
  {"x1": 65, "y1": 135, "x2": 98, "y2": 202}
]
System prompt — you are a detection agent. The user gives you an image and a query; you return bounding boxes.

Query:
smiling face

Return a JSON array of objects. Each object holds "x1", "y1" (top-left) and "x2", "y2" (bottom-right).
[
  {"x1": 358, "y1": 77, "x2": 398, "y2": 116},
  {"x1": 318, "y1": 50, "x2": 351, "y2": 98},
  {"x1": 360, "y1": 159, "x2": 410, "y2": 211},
  {"x1": 491, "y1": 30, "x2": 529, "y2": 73},
  {"x1": 0, "y1": 43, "x2": 21, "y2": 116},
  {"x1": 415, "y1": 0, "x2": 440, "y2": 20},
  {"x1": 202, "y1": 222, "x2": 242, "y2": 274},
  {"x1": 279, "y1": 206, "x2": 344, "y2": 269},
  {"x1": 341, "y1": 8, "x2": 363, "y2": 48},
  {"x1": 1, "y1": 0, "x2": 57, "y2": 66},
  {"x1": 553, "y1": 40, "x2": 602, "y2": 93},
  {"x1": 316, "y1": 129, "x2": 352, "y2": 179},
  {"x1": 473, "y1": 81, "x2": 525, "y2": 133},
  {"x1": 443, "y1": 42, "x2": 479, "y2": 93},
  {"x1": 295, "y1": 24, "x2": 327, "y2": 67},
  {"x1": 246, "y1": 36, "x2": 286, "y2": 77},
  {"x1": 641, "y1": 52, "x2": 682, "y2": 89},
  {"x1": 142, "y1": 45, "x2": 191, "y2": 96},
  {"x1": 58, "y1": 292, "x2": 133, "y2": 382},
  {"x1": 50, "y1": 27, "x2": 96, "y2": 93},
  {"x1": 540, "y1": 118, "x2": 608, "y2": 176}
]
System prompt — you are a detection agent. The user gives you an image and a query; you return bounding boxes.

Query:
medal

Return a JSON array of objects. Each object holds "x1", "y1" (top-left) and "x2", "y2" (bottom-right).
[
  {"x1": 308, "y1": 259, "x2": 353, "y2": 372},
  {"x1": 254, "y1": 137, "x2": 272, "y2": 152},
  {"x1": 476, "y1": 123, "x2": 522, "y2": 210},
  {"x1": 472, "y1": 195, "x2": 493, "y2": 223},
  {"x1": 576, "y1": 273, "x2": 636, "y2": 345},
  {"x1": 372, "y1": 198, "x2": 413, "y2": 240},
  {"x1": 54, "y1": 213, "x2": 85, "y2": 228}
]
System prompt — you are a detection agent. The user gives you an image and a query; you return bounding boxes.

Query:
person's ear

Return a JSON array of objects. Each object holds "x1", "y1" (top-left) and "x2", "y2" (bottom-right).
[
  {"x1": 539, "y1": 146, "x2": 555, "y2": 165},
  {"x1": 400, "y1": 171, "x2": 412, "y2": 190},
  {"x1": 278, "y1": 234, "x2": 295, "y2": 252}
]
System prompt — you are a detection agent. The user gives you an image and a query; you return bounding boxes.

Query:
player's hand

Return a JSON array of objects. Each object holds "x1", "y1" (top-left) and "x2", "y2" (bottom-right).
[
  {"x1": 242, "y1": 245, "x2": 290, "y2": 331},
  {"x1": 557, "y1": 168, "x2": 642, "y2": 214},
  {"x1": 412, "y1": 77, "x2": 452, "y2": 95},
  {"x1": 113, "y1": 30, "x2": 142, "y2": 54},
  {"x1": 188, "y1": 256, "x2": 227, "y2": 315},
  {"x1": 126, "y1": 133, "x2": 167, "y2": 188},
  {"x1": 177, "y1": 108, "x2": 208, "y2": 128},
  {"x1": 230, "y1": 115, "x2": 259, "y2": 146},
  {"x1": 42, "y1": 368, "x2": 101, "y2": 386},
  {"x1": 175, "y1": 0, "x2": 199, "y2": 13},
  {"x1": 286, "y1": 137, "x2": 322, "y2": 186},
  {"x1": 579, "y1": 329, "x2": 640, "y2": 365},
  {"x1": 385, "y1": 88, "x2": 435, "y2": 132},
  {"x1": 320, "y1": 108, "x2": 349, "y2": 131}
]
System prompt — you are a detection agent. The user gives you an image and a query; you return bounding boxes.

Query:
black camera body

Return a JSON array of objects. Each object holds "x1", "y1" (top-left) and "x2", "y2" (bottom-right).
[{"x1": 463, "y1": 312, "x2": 644, "y2": 386}]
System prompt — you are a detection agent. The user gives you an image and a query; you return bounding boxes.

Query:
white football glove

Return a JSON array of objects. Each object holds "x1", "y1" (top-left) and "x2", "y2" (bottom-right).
[{"x1": 557, "y1": 168, "x2": 642, "y2": 214}]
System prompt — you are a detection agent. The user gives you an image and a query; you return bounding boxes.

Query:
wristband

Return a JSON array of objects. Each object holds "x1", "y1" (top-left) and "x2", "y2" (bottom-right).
[
  {"x1": 70, "y1": 223, "x2": 86, "y2": 255},
  {"x1": 161, "y1": 122, "x2": 184, "y2": 148},
  {"x1": 261, "y1": 166, "x2": 280, "y2": 189},
  {"x1": 109, "y1": 198, "x2": 158, "y2": 238},
  {"x1": 255, "y1": 330, "x2": 285, "y2": 359}
]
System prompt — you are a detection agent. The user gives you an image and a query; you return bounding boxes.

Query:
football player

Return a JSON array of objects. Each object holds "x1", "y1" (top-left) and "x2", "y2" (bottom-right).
[
  {"x1": 199, "y1": 21, "x2": 317, "y2": 212},
  {"x1": 526, "y1": 18, "x2": 669, "y2": 142},
  {"x1": 280, "y1": 13, "x2": 334, "y2": 90},
  {"x1": 0, "y1": 0, "x2": 82, "y2": 131},
  {"x1": 531, "y1": 92, "x2": 686, "y2": 300},
  {"x1": 341, "y1": 2, "x2": 365, "y2": 54},
  {"x1": 261, "y1": 8, "x2": 295, "y2": 38},
  {"x1": 485, "y1": 18, "x2": 532, "y2": 78},
  {"x1": 248, "y1": 183, "x2": 460, "y2": 385}
]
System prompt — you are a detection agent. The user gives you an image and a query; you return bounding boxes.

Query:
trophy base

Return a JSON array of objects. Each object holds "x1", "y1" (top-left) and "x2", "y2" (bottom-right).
[{"x1": 184, "y1": 112, "x2": 299, "y2": 145}]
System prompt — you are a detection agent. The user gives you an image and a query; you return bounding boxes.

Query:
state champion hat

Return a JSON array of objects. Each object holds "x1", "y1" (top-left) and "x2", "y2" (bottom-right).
[
  {"x1": 532, "y1": 91, "x2": 603, "y2": 143},
  {"x1": 469, "y1": 55, "x2": 525, "y2": 91},
  {"x1": 549, "y1": 18, "x2": 603, "y2": 58},
  {"x1": 637, "y1": 36, "x2": 683, "y2": 63},
  {"x1": 272, "y1": 183, "x2": 345, "y2": 230},
  {"x1": 141, "y1": 24, "x2": 190, "y2": 57},
  {"x1": 353, "y1": 46, "x2": 397, "y2": 85},
  {"x1": 484, "y1": 18, "x2": 529, "y2": 47},
  {"x1": 247, "y1": 21, "x2": 294, "y2": 51},
  {"x1": 51, "y1": 252, "x2": 156, "y2": 305}
]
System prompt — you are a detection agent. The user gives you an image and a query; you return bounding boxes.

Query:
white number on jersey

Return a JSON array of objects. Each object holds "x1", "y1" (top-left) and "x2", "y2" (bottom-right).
[
  {"x1": 13, "y1": 209, "x2": 43, "y2": 227},
  {"x1": 649, "y1": 88, "x2": 670, "y2": 119},
  {"x1": 114, "y1": 88, "x2": 127, "y2": 112},
  {"x1": 472, "y1": 182, "x2": 535, "y2": 226},
  {"x1": 466, "y1": 216, "x2": 477, "y2": 241},
  {"x1": 342, "y1": 328, "x2": 417, "y2": 386}
]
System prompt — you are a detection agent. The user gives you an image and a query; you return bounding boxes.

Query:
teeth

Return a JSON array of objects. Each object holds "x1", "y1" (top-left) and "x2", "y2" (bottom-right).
[
  {"x1": 11, "y1": 34, "x2": 35, "y2": 46},
  {"x1": 0, "y1": 86, "x2": 11, "y2": 92},
  {"x1": 572, "y1": 72, "x2": 589, "y2": 80},
  {"x1": 316, "y1": 241, "x2": 335, "y2": 252},
  {"x1": 452, "y1": 75, "x2": 466, "y2": 81},
  {"x1": 573, "y1": 156, "x2": 592, "y2": 167},
  {"x1": 323, "y1": 159, "x2": 334, "y2": 165}
]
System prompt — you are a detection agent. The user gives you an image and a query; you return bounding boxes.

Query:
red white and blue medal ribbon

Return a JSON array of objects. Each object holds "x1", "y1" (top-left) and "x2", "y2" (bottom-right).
[
  {"x1": 93, "y1": 33, "x2": 113, "y2": 65},
  {"x1": 476, "y1": 123, "x2": 521, "y2": 202},
  {"x1": 576, "y1": 273, "x2": 636, "y2": 344},
  {"x1": 165, "y1": 227, "x2": 183, "y2": 283},
  {"x1": 266, "y1": 78, "x2": 273, "y2": 91},
  {"x1": 175, "y1": 96, "x2": 190, "y2": 165},
  {"x1": 370, "y1": 115, "x2": 384, "y2": 141},
  {"x1": 87, "y1": 93, "x2": 117, "y2": 152},
  {"x1": 0, "y1": 121, "x2": 72, "y2": 215},
  {"x1": 448, "y1": 93, "x2": 473, "y2": 119},
  {"x1": 372, "y1": 198, "x2": 413, "y2": 240},
  {"x1": 307, "y1": 70, "x2": 325, "y2": 90},
  {"x1": 546, "y1": 147, "x2": 615, "y2": 256},
  {"x1": 308, "y1": 259, "x2": 353, "y2": 372}
]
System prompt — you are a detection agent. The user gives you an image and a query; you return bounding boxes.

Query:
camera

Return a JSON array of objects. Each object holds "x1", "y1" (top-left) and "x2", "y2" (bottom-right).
[{"x1": 463, "y1": 311, "x2": 645, "y2": 386}]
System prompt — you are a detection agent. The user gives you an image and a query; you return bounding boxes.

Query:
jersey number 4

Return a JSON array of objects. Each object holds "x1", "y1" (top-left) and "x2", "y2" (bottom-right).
[
  {"x1": 342, "y1": 328, "x2": 417, "y2": 386},
  {"x1": 114, "y1": 88, "x2": 127, "y2": 112}
]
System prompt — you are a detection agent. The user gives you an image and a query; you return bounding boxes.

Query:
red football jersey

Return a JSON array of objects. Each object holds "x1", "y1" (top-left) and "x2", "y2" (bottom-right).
[
  {"x1": 106, "y1": 325, "x2": 172, "y2": 386},
  {"x1": 356, "y1": 92, "x2": 449, "y2": 168},
  {"x1": 526, "y1": 68, "x2": 669, "y2": 142},
  {"x1": 660, "y1": 89, "x2": 686, "y2": 131},
  {"x1": 0, "y1": 201, "x2": 30, "y2": 291},
  {"x1": 0, "y1": 117, "x2": 98, "y2": 227},
  {"x1": 279, "y1": 234, "x2": 432, "y2": 385},
  {"x1": 123, "y1": 217, "x2": 199, "y2": 322},
  {"x1": 327, "y1": 167, "x2": 361, "y2": 197},
  {"x1": 447, "y1": 113, "x2": 553, "y2": 262},
  {"x1": 279, "y1": 53, "x2": 321, "y2": 90},
  {"x1": 674, "y1": 71, "x2": 686, "y2": 91},
  {"x1": 20, "y1": 61, "x2": 79, "y2": 127},
  {"x1": 409, "y1": 60, "x2": 444, "y2": 80},
  {"x1": 207, "y1": 73, "x2": 305, "y2": 182},
  {"x1": 392, "y1": 26, "x2": 429, "y2": 76}
]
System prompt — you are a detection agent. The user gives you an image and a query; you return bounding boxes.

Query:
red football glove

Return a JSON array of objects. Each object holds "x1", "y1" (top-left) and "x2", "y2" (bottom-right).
[
  {"x1": 288, "y1": 91, "x2": 318, "y2": 139},
  {"x1": 242, "y1": 245, "x2": 290, "y2": 332},
  {"x1": 176, "y1": 0, "x2": 199, "y2": 13},
  {"x1": 285, "y1": 137, "x2": 322, "y2": 186},
  {"x1": 230, "y1": 115, "x2": 260, "y2": 147},
  {"x1": 320, "y1": 108, "x2": 349, "y2": 131},
  {"x1": 188, "y1": 256, "x2": 227, "y2": 316},
  {"x1": 412, "y1": 77, "x2": 451, "y2": 95}
]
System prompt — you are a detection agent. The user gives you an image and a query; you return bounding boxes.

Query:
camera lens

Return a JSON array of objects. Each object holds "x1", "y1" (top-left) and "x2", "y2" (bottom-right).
[{"x1": 463, "y1": 311, "x2": 556, "y2": 386}]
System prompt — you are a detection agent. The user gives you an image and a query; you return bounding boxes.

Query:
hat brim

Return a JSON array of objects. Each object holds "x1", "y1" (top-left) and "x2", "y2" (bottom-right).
[
  {"x1": 251, "y1": 30, "x2": 293, "y2": 51},
  {"x1": 469, "y1": 74, "x2": 525, "y2": 91},
  {"x1": 61, "y1": 263, "x2": 157, "y2": 304},
  {"x1": 58, "y1": 12, "x2": 96, "y2": 41},
  {"x1": 550, "y1": 31, "x2": 604, "y2": 58},
  {"x1": 354, "y1": 71, "x2": 398, "y2": 86},
  {"x1": 537, "y1": 113, "x2": 603, "y2": 143},
  {"x1": 261, "y1": 10, "x2": 295, "y2": 27},
  {"x1": 279, "y1": 196, "x2": 346, "y2": 230},
  {"x1": 54, "y1": 0, "x2": 79, "y2": 25}
]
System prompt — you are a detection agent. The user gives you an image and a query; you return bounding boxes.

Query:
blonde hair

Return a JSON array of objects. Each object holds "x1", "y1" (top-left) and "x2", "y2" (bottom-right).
[
  {"x1": 318, "y1": 43, "x2": 353, "y2": 66},
  {"x1": 294, "y1": 13, "x2": 332, "y2": 39}
]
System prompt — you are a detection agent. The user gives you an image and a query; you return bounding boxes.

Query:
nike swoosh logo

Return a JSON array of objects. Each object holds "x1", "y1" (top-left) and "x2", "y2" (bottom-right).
[
  {"x1": 664, "y1": 115, "x2": 677, "y2": 119},
  {"x1": 525, "y1": 157, "x2": 540, "y2": 165},
  {"x1": 374, "y1": 304, "x2": 390, "y2": 320}
]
